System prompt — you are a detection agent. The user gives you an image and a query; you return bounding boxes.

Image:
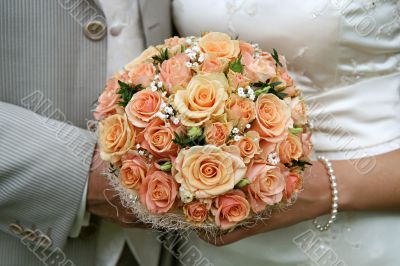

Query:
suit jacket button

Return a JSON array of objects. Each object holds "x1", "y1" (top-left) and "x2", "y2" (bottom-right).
[{"x1": 84, "y1": 20, "x2": 107, "y2": 41}]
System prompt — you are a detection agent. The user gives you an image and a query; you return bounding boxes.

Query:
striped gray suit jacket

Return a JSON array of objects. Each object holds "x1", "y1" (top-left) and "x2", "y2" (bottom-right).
[{"x1": 0, "y1": 0, "x2": 172, "y2": 265}]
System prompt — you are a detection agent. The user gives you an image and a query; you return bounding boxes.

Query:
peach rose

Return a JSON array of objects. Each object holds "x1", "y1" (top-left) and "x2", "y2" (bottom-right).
[
  {"x1": 125, "y1": 46, "x2": 159, "y2": 71},
  {"x1": 99, "y1": 114, "x2": 136, "y2": 161},
  {"x1": 159, "y1": 54, "x2": 192, "y2": 93},
  {"x1": 204, "y1": 121, "x2": 233, "y2": 146},
  {"x1": 120, "y1": 155, "x2": 148, "y2": 189},
  {"x1": 284, "y1": 171, "x2": 302, "y2": 201},
  {"x1": 227, "y1": 70, "x2": 250, "y2": 89},
  {"x1": 183, "y1": 201, "x2": 209, "y2": 223},
  {"x1": 127, "y1": 62, "x2": 156, "y2": 87},
  {"x1": 164, "y1": 36, "x2": 186, "y2": 54},
  {"x1": 94, "y1": 78, "x2": 121, "y2": 120},
  {"x1": 233, "y1": 131, "x2": 261, "y2": 164},
  {"x1": 252, "y1": 94, "x2": 291, "y2": 142},
  {"x1": 136, "y1": 118, "x2": 179, "y2": 159},
  {"x1": 198, "y1": 32, "x2": 240, "y2": 59},
  {"x1": 125, "y1": 89, "x2": 162, "y2": 128},
  {"x1": 173, "y1": 73, "x2": 229, "y2": 126},
  {"x1": 291, "y1": 97, "x2": 308, "y2": 126},
  {"x1": 277, "y1": 133, "x2": 303, "y2": 164},
  {"x1": 300, "y1": 131, "x2": 313, "y2": 159},
  {"x1": 270, "y1": 68, "x2": 298, "y2": 97},
  {"x1": 239, "y1": 41, "x2": 254, "y2": 66},
  {"x1": 246, "y1": 164, "x2": 285, "y2": 213},
  {"x1": 211, "y1": 190, "x2": 250, "y2": 229},
  {"x1": 243, "y1": 54, "x2": 276, "y2": 83},
  {"x1": 201, "y1": 55, "x2": 228, "y2": 73},
  {"x1": 139, "y1": 170, "x2": 178, "y2": 214},
  {"x1": 225, "y1": 94, "x2": 256, "y2": 130},
  {"x1": 173, "y1": 145, "x2": 247, "y2": 198}
]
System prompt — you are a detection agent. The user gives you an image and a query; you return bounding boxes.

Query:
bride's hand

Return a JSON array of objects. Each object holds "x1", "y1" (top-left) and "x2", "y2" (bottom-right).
[
  {"x1": 202, "y1": 161, "x2": 332, "y2": 246},
  {"x1": 202, "y1": 150, "x2": 400, "y2": 246}
]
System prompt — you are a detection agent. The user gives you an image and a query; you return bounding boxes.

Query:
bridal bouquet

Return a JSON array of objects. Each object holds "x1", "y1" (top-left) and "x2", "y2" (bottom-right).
[{"x1": 94, "y1": 32, "x2": 312, "y2": 231}]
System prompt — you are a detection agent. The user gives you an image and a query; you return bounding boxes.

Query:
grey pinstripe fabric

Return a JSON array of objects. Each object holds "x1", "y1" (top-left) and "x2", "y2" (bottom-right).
[
  {"x1": 0, "y1": 0, "x2": 107, "y2": 129},
  {"x1": 0, "y1": 0, "x2": 104, "y2": 265}
]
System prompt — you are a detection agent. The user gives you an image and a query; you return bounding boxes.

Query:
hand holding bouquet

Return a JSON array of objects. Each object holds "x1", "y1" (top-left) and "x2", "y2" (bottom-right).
[{"x1": 94, "y1": 32, "x2": 312, "y2": 232}]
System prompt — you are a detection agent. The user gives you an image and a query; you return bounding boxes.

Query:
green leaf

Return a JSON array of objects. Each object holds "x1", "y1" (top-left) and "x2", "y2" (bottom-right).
[
  {"x1": 116, "y1": 81, "x2": 143, "y2": 107},
  {"x1": 284, "y1": 160, "x2": 312, "y2": 171},
  {"x1": 229, "y1": 55, "x2": 243, "y2": 73},
  {"x1": 271, "y1": 48, "x2": 283, "y2": 67},
  {"x1": 180, "y1": 44, "x2": 186, "y2": 53},
  {"x1": 172, "y1": 127, "x2": 205, "y2": 148},
  {"x1": 160, "y1": 161, "x2": 172, "y2": 171},
  {"x1": 152, "y1": 48, "x2": 169, "y2": 64},
  {"x1": 289, "y1": 127, "x2": 303, "y2": 135},
  {"x1": 235, "y1": 179, "x2": 251, "y2": 188},
  {"x1": 251, "y1": 81, "x2": 287, "y2": 100}
]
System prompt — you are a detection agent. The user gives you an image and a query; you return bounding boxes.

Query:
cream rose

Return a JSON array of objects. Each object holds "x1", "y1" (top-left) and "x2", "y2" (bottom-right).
[
  {"x1": 252, "y1": 94, "x2": 291, "y2": 142},
  {"x1": 198, "y1": 32, "x2": 240, "y2": 59},
  {"x1": 290, "y1": 97, "x2": 308, "y2": 126},
  {"x1": 125, "y1": 89, "x2": 162, "y2": 128},
  {"x1": 173, "y1": 73, "x2": 229, "y2": 126},
  {"x1": 173, "y1": 145, "x2": 247, "y2": 198},
  {"x1": 99, "y1": 114, "x2": 136, "y2": 161}
]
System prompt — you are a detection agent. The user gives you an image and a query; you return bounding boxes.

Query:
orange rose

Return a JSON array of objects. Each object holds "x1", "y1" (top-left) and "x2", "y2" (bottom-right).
[
  {"x1": 252, "y1": 94, "x2": 291, "y2": 142},
  {"x1": 120, "y1": 155, "x2": 148, "y2": 189},
  {"x1": 291, "y1": 97, "x2": 308, "y2": 126},
  {"x1": 198, "y1": 32, "x2": 240, "y2": 59},
  {"x1": 173, "y1": 145, "x2": 246, "y2": 198},
  {"x1": 183, "y1": 201, "x2": 209, "y2": 223},
  {"x1": 201, "y1": 55, "x2": 228, "y2": 73},
  {"x1": 243, "y1": 54, "x2": 276, "y2": 83},
  {"x1": 233, "y1": 131, "x2": 261, "y2": 164},
  {"x1": 239, "y1": 41, "x2": 254, "y2": 66},
  {"x1": 125, "y1": 89, "x2": 162, "y2": 128},
  {"x1": 127, "y1": 62, "x2": 156, "y2": 87},
  {"x1": 204, "y1": 121, "x2": 233, "y2": 146},
  {"x1": 139, "y1": 170, "x2": 178, "y2": 214},
  {"x1": 246, "y1": 164, "x2": 285, "y2": 213},
  {"x1": 277, "y1": 133, "x2": 303, "y2": 164},
  {"x1": 227, "y1": 69, "x2": 250, "y2": 89},
  {"x1": 211, "y1": 190, "x2": 250, "y2": 229},
  {"x1": 300, "y1": 131, "x2": 313, "y2": 159},
  {"x1": 225, "y1": 94, "x2": 256, "y2": 130},
  {"x1": 99, "y1": 114, "x2": 136, "y2": 161},
  {"x1": 284, "y1": 171, "x2": 302, "y2": 201},
  {"x1": 94, "y1": 78, "x2": 122, "y2": 120},
  {"x1": 159, "y1": 54, "x2": 192, "y2": 93},
  {"x1": 173, "y1": 73, "x2": 229, "y2": 126},
  {"x1": 136, "y1": 118, "x2": 179, "y2": 159}
]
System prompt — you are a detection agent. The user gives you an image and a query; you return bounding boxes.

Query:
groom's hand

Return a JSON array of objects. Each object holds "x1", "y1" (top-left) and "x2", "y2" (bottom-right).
[{"x1": 87, "y1": 144, "x2": 147, "y2": 228}]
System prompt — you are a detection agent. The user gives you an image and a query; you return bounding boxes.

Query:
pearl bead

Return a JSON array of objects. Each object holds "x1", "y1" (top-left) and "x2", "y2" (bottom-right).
[{"x1": 332, "y1": 203, "x2": 338, "y2": 209}]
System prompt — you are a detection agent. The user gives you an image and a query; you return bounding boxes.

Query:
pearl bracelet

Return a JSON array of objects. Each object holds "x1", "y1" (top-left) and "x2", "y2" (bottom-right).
[{"x1": 313, "y1": 155, "x2": 339, "y2": 232}]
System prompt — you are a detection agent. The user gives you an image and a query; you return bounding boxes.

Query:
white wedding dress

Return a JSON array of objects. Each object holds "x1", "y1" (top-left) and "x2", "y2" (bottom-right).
[{"x1": 172, "y1": 0, "x2": 400, "y2": 265}]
